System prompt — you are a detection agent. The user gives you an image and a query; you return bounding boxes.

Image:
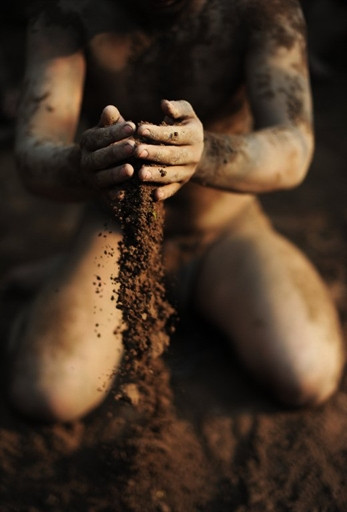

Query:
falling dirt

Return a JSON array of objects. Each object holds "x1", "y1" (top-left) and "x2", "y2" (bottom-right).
[
  {"x1": 111, "y1": 164, "x2": 176, "y2": 407},
  {"x1": 101, "y1": 179, "x2": 218, "y2": 512}
]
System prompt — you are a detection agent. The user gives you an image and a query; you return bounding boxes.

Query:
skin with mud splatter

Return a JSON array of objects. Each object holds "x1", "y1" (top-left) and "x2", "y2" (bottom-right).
[{"x1": 8, "y1": 0, "x2": 344, "y2": 422}]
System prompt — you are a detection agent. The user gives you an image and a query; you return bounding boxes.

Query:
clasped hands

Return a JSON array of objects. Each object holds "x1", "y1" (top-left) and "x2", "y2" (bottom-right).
[{"x1": 80, "y1": 99, "x2": 204, "y2": 201}]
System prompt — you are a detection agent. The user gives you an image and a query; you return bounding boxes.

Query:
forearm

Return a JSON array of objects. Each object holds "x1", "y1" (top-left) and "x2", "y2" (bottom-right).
[
  {"x1": 194, "y1": 124, "x2": 314, "y2": 194},
  {"x1": 15, "y1": 138, "x2": 93, "y2": 202}
]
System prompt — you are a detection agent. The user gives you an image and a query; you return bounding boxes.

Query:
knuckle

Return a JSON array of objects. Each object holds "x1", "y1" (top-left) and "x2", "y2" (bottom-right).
[
  {"x1": 181, "y1": 99, "x2": 192, "y2": 110},
  {"x1": 81, "y1": 151, "x2": 92, "y2": 171},
  {"x1": 180, "y1": 148, "x2": 190, "y2": 163},
  {"x1": 158, "y1": 167, "x2": 168, "y2": 178},
  {"x1": 192, "y1": 130, "x2": 204, "y2": 147},
  {"x1": 167, "y1": 148, "x2": 180, "y2": 164},
  {"x1": 119, "y1": 141, "x2": 133, "y2": 158},
  {"x1": 152, "y1": 148, "x2": 163, "y2": 162},
  {"x1": 192, "y1": 146, "x2": 202, "y2": 162},
  {"x1": 80, "y1": 129, "x2": 93, "y2": 150},
  {"x1": 191, "y1": 116, "x2": 202, "y2": 130},
  {"x1": 110, "y1": 123, "x2": 122, "y2": 139},
  {"x1": 97, "y1": 147, "x2": 111, "y2": 168},
  {"x1": 111, "y1": 167, "x2": 120, "y2": 183},
  {"x1": 93, "y1": 151, "x2": 103, "y2": 169},
  {"x1": 167, "y1": 129, "x2": 180, "y2": 142},
  {"x1": 94, "y1": 129, "x2": 107, "y2": 148},
  {"x1": 110, "y1": 144, "x2": 119, "y2": 158},
  {"x1": 172, "y1": 171, "x2": 180, "y2": 182},
  {"x1": 93, "y1": 172, "x2": 101, "y2": 187}
]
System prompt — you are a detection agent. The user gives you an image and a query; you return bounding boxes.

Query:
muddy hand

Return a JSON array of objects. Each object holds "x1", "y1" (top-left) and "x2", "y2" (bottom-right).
[
  {"x1": 136, "y1": 100, "x2": 204, "y2": 200},
  {"x1": 80, "y1": 105, "x2": 136, "y2": 199}
]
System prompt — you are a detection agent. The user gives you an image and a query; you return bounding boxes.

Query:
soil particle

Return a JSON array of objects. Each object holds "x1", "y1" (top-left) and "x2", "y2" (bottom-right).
[{"x1": 112, "y1": 175, "x2": 176, "y2": 413}]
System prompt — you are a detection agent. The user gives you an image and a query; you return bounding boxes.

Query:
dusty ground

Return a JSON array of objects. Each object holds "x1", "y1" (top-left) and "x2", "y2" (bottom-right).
[{"x1": 1, "y1": 10, "x2": 347, "y2": 512}]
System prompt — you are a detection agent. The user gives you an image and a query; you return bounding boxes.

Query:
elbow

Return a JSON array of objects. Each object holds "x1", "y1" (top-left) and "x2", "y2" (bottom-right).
[
  {"x1": 17, "y1": 169, "x2": 43, "y2": 198},
  {"x1": 15, "y1": 145, "x2": 39, "y2": 195},
  {"x1": 282, "y1": 126, "x2": 315, "y2": 190},
  {"x1": 16, "y1": 168, "x2": 38, "y2": 196},
  {"x1": 15, "y1": 144, "x2": 50, "y2": 197}
]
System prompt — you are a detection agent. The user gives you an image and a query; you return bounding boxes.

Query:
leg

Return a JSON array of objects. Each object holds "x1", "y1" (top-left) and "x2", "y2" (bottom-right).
[
  {"x1": 195, "y1": 203, "x2": 345, "y2": 406},
  {"x1": 1, "y1": 254, "x2": 63, "y2": 295},
  {"x1": 8, "y1": 206, "x2": 124, "y2": 422}
]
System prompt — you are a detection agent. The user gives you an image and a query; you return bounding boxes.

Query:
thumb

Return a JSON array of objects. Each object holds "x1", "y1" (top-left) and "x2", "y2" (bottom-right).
[
  {"x1": 98, "y1": 105, "x2": 124, "y2": 127},
  {"x1": 161, "y1": 99, "x2": 196, "y2": 123}
]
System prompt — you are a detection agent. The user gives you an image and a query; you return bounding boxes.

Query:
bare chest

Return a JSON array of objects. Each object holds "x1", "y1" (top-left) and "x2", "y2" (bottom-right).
[{"x1": 84, "y1": 1, "x2": 246, "y2": 123}]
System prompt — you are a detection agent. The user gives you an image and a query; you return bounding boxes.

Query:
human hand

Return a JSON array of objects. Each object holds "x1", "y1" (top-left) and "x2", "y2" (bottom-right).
[
  {"x1": 135, "y1": 100, "x2": 204, "y2": 200},
  {"x1": 79, "y1": 105, "x2": 136, "y2": 198}
]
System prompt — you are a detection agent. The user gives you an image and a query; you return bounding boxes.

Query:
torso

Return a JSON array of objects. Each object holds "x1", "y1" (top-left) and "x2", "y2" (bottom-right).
[{"x1": 79, "y1": 0, "x2": 257, "y2": 234}]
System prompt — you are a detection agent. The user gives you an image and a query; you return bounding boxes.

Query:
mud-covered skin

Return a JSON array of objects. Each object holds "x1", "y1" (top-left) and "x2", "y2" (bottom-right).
[
  {"x1": 10, "y1": 0, "x2": 344, "y2": 421},
  {"x1": 16, "y1": 0, "x2": 313, "y2": 226}
]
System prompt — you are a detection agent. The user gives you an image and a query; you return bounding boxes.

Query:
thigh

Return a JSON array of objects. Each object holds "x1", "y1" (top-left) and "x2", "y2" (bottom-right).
[
  {"x1": 9, "y1": 204, "x2": 124, "y2": 410},
  {"x1": 163, "y1": 228, "x2": 223, "y2": 315},
  {"x1": 195, "y1": 202, "x2": 344, "y2": 404},
  {"x1": 24, "y1": 205, "x2": 123, "y2": 346}
]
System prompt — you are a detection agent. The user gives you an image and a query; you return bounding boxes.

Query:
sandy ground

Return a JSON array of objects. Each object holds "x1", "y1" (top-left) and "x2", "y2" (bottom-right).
[{"x1": 0, "y1": 13, "x2": 347, "y2": 512}]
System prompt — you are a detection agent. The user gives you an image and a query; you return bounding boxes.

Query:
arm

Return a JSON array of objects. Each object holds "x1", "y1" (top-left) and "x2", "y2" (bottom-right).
[
  {"x1": 16, "y1": 14, "x2": 138, "y2": 203},
  {"x1": 135, "y1": 1, "x2": 314, "y2": 198},
  {"x1": 15, "y1": 13, "x2": 138, "y2": 204},
  {"x1": 15, "y1": 15, "x2": 88, "y2": 201},
  {"x1": 195, "y1": 1, "x2": 314, "y2": 193}
]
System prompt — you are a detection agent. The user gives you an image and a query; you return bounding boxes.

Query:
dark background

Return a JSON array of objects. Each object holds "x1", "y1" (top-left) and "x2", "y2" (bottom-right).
[{"x1": 0, "y1": 2, "x2": 347, "y2": 510}]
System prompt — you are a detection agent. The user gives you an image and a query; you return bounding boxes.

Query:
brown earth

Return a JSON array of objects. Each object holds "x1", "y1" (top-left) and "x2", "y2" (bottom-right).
[{"x1": 1, "y1": 19, "x2": 347, "y2": 512}]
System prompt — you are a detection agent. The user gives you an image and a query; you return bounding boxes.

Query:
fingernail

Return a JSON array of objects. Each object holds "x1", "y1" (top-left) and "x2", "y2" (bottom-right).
[
  {"x1": 122, "y1": 164, "x2": 133, "y2": 177},
  {"x1": 140, "y1": 128, "x2": 150, "y2": 137},
  {"x1": 123, "y1": 124, "x2": 134, "y2": 135},
  {"x1": 140, "y1": 169, "x2": 152, "y2": 180},
  {"x1": 138, "y1": 148, "x2": 149, "y2": 158},
  {"x1": 124, "y1": 143, "x2": 134, "y2": 155}
]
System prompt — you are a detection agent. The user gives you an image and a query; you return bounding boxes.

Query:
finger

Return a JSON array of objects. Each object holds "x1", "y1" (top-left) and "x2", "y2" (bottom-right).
[
  {"x1": 161, "y1": 99, "x2": 196, "y2": 121},
  {"x1": 82, "y1": 122, "x2": 136, "y2": 152},
  {"x1": 137, "y1": 123, "x2": 200, "y2": 145},
  {"x1": 94, "y1": 164, "x2": 134, "y2": 188},
  {"x1": 155, "y1": 182, "x2": 182, "y2": 201},
  {"x1": 138, "y1": 165, "x2": 193, "y2": 184},
  {"x1": 98, "y1": 105, "x2": 124, "y2": 127},
  {"x1": 83, "y1": 141, "x2": 135, "y2": 171},
  {"x1": 135, "y1": 143, "x2": 199, "y2": 166}
]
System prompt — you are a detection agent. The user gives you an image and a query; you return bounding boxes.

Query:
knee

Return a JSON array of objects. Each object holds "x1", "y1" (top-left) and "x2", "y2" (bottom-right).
[
  {"x1": 272, "y1": 346, "x2": 345, "y2": 408},
  {"x1": 8, "y1": 374, "x2": 108, "y2": 423},
  {"x1": 276, "y1": 374, "x2": 339, "y2": 408}
]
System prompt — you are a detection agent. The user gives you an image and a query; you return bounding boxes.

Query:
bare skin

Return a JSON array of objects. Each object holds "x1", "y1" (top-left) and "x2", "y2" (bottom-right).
[{"x1": 9, "y1": 0, "x2": 344, "y2": 421}]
